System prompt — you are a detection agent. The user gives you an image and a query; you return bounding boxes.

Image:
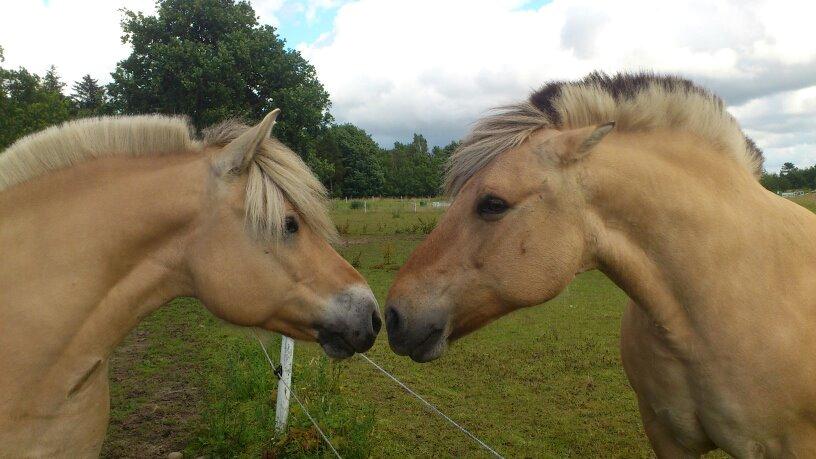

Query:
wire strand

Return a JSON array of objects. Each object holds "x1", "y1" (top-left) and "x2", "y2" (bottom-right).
[
  {"x1": 253, "y1": 331, "x2": 342, "y2": 459},
  {"x1": 357, "y1": 353, "x2": 504, "y2": 459}
]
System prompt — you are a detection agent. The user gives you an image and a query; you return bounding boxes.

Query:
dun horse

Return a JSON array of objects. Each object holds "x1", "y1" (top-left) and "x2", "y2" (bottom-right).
[
  {"x1": 386, "y1": 72, "x2": 816, "y2": 456},
  {"x1": 0, "y1": 111, "x2": 381, "y2": 456}
]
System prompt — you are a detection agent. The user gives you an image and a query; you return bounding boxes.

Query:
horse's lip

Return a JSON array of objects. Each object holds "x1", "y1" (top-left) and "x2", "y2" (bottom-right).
[
  {"x1": 409, "y1": 328, "x2": 446, "y2": 362},
  {"x1": 317, "y1": 329, "x2": 356, "y2": 359}
]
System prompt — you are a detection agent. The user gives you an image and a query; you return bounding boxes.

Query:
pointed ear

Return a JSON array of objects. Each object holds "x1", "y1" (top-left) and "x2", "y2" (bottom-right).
[
  {"x1": 215, "y1": 108, "x2": 281, "y2": 175},
  {"x1": 547, "y1": 121, "x2": 615, "y2": 164}
]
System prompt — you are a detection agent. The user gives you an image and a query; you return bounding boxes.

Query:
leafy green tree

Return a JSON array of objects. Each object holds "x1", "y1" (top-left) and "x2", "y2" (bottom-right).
[
  {"x1": 430, "y1": 140, "x2": 459, "y2": 193},
  {"x1": 71, "y1": 75, "x2": 108, "y2": 116},
  {"x1": 330, "y1": 124, "x2": 384, "y2": 197},
  {"x1": 312, "y1": 128, "x2": 346, "y2": 195},
  {"x1": 760, "y1": 172, "x2": 783, "y2": 192},
  {"x1": 381, "y1": 133, "x2": 443, "y2": 197},
  {"x1": 780, "y1": 162, "x2": 803, "y2": 189},
  {"x1": 304, "y1": 147, "x2": 335, "y2": 187},
  {"x1": 108, "y1": 0, "x2": 331, "y2": 155},
  {"x1": 0, "y1": 60, "x2": 71, "y2": 150}
]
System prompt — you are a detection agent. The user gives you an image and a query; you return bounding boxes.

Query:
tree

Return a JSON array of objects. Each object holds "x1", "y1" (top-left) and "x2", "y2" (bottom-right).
[
  {"x1": 71, "y1": 75, "x2": 108, "y2": 116},
  {"x1": 330, "y1": 124, "x2": 384, "y2": 197},
  {"x1": 0, "y1": 62, "x2": 71, "y2": 150},
  {"x1": 780, "y1": 162, "x2": 802, "y2": 189},
  {"x1": 761, "y1": 163, "x2": 816, "y2": 192},
  {"x1": 108, "y1": 0, "x2": 331, "y2": 156},
  {"x1": 430, "y1": 140, "x2": 459, "y2": 193},
  {"x1": 381, "y1": 133, "x2": 442, "y2": 197},
  {"x1": 314, "y1": 128, "x2": 345, "y2": 195},
  {"x1": 42, "y1": 65, "x2": 66, "y2": 94},
  {"x1": 304, "y1": 147, "x2": 335, "y2": 187}
]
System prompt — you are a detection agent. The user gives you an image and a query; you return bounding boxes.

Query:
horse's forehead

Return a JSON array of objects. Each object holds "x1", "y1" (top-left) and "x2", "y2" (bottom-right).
[{"x1": 472, "y1": 146, "x2": 546, "y2": 194}]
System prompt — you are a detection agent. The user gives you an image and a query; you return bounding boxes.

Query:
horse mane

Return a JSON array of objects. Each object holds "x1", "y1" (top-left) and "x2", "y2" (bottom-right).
[
  {"x1": 445, "y1": 71, "x2": 764, "y2": 196},
  {"x1": 202, "y1": 120, "x2": 337, "y2": 242},
  {"x1": 0, "y1": 115, "x2": 336, "y2": 242},
  {"x1": 0, "y1": 115, "x2": 200, "y2": 190}
]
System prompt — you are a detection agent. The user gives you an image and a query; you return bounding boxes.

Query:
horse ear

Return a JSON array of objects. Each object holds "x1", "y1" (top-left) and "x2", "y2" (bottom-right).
[
  {"x1": 549, "y1": 121, "x2": 615, "y2": 164},
  {"x1": 216, "y1": 109, "x2": 281, "y2": 175}
]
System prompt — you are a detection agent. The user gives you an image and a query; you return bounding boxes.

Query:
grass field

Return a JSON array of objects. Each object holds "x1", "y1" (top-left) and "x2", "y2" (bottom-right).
[
  {"x1": 791, "y1": 193, "x2": 816, "y2": 213},
  {"x1": 103, "y1": 195, "x2": 809, "y2": 457}
]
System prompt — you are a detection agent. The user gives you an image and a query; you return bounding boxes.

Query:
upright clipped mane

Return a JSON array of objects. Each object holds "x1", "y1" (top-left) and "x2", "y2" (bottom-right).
[
  {"x1": 0, "y1": 115, "x2": 198, "y2": 190},
  {"x1": 446, "y1": 71, "x2": 764, "y2": 196},
  {"x1": 0, "y1": 115, "x2": 335, "y2": 242}
]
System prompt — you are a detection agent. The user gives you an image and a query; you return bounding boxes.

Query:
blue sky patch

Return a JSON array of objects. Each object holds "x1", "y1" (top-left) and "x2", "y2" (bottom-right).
[{"x1": 272, "y1": 2, "x2": 343, "y2": 49}]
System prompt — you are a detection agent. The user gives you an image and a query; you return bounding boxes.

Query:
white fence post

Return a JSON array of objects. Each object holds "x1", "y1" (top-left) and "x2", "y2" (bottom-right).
[{"x1": 275, "y1": 335, "x2": 295, "y2": 434}]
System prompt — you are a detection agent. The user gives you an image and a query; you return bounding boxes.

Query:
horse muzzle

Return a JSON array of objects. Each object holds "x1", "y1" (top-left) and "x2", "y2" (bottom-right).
[
  {"x1": 384, "y1": 298, "x2": 449, "y2": 362},
  {"x1": 318, "y1": 285, "x2": 381, "y2": 359}
]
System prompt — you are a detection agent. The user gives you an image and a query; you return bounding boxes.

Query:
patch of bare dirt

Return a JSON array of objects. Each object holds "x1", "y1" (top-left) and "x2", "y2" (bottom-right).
[{"x1": 101, "y1": 318, "x2": 205, "y2": 458}]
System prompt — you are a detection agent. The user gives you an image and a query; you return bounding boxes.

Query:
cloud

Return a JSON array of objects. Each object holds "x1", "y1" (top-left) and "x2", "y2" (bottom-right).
[
  {"x1": 732, "y1": 85, "x2": 816, "y2": 170},
  {"x1": 0, "y1": 0, "x2": 156, "y2": 87},
  {"x1": 254, "y1": 0, "x2": 286, "y2": 27},
  {"x1": 301, "y1": 0, "x2": 816, "y2": 170}
]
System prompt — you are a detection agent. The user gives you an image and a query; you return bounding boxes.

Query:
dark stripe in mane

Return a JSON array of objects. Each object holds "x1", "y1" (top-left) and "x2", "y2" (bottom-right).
[
  {"x1": 445, "y1": 71, "x2": 765, "y2": 197},
  {"x1": 529, "y1": 72, "x2": 763, "y2": 161}
]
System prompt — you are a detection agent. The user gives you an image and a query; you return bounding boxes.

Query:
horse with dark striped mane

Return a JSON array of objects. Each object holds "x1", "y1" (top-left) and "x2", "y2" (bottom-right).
[{"x1": 387, "y1": 72, "x2": 816, "y2": 457}]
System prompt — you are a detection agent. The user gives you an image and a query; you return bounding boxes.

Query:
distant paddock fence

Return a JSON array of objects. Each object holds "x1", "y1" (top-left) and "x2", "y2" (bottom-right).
[
  {"x1": 253, "y1": 332, "x2": 504, "y2": 459},
  {"x1": 337, "y1": 198, "x2": 450, "y2": 213}
]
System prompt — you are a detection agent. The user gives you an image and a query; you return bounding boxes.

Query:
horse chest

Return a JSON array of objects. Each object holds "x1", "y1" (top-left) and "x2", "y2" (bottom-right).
[
  {"x1": 0, "y1": 357, "x2": 111, "y2": 457},
  {"x1": 620, "y1": 300, "x2": 816, "y2": 455}
]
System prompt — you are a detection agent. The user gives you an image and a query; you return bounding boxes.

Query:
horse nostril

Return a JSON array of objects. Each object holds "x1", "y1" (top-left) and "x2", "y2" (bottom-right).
[
  {"x1": 371, "y1": 310, "x2": 382, "y2": 335},
  {"x1": 385, "y1": 307, "x2": 401, "y2": 335}
]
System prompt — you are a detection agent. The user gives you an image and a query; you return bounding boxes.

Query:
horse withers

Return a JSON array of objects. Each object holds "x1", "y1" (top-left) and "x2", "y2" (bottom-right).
[
  {"x1": 0, "y1": 110, "x2": 380, "y2": 456},
  {"x1": 386, "y1": 72, "x2": 816, "y2": 456}
]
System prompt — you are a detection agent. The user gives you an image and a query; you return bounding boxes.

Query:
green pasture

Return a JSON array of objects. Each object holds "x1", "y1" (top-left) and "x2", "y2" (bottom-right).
[
  {"x1": 791, "y1": 193, "x2": 816, "y2": 213},
  {"x1": 105, "y1": 196, "x2": 799, "y2": 457}
]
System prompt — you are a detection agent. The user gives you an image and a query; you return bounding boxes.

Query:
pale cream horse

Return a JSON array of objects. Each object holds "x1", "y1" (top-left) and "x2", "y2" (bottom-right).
[
  {"x1": 386, "y1": 72, "x2": 816, "y2": 457},
  {"x1": 0, "y1": 111, "x2": 381, "y2": 457}
]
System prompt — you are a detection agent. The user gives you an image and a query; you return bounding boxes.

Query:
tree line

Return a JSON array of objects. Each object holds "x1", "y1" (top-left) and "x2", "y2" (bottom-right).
[
  {"x1": 760, "y1": 162, "x2": 816, "y2": 193},
  {"x1": 1, "y1": 0, "x2": 802, "y2": 197}
]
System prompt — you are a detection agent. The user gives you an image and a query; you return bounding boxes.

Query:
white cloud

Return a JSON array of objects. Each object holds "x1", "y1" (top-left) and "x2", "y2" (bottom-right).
[
  {"x1": 0, "y1": 0, "x2": 156, "y2": 87},
  {"x1": 254, "y1": 0, "x2": 286, "y2": 27},
  {"x1": 301, "y1": 0, "x2": 816, "y2": 170}
]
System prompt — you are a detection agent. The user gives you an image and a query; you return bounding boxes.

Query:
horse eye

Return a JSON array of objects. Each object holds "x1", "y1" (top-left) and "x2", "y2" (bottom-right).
[
  {"x1": 476, "y1": 196, "x2": 510, "y2": 218},
  {"x1": 284, "y1": 216, "x2": 299, "y2": 234}
]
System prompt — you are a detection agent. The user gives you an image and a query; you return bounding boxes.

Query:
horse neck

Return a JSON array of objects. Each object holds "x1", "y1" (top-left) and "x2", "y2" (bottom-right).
[
  {"x1": 0, "y1": 152, "x2": 205, "y2": 396},
  {"x1": 581, "y1": 131, "x2": 816, "y2": 345}
]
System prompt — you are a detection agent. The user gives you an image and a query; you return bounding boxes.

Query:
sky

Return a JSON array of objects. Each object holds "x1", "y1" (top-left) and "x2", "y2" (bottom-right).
[{"x1": 1, "y1": 0, "x2": 814, "y2": 172}]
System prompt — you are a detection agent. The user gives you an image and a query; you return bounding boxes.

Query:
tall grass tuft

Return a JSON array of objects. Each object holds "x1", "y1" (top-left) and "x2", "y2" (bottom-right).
[{"x1": 336, "y1": 220, "x2": 351, "y2": 235}]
